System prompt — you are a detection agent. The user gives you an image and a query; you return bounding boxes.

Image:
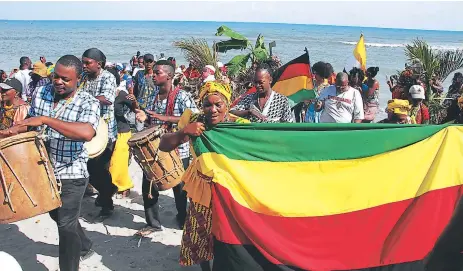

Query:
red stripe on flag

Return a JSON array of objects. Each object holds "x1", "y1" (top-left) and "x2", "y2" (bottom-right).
[
  {"x1": 276, "y1": 63, "x2": 311, "y2": 81},
  {"x1": 211, "y1": 183, "x2": 463, "y2": 270}
]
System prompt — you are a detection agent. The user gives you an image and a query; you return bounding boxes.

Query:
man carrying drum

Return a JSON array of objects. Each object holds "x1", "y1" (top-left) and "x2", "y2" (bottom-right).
[
  {"x1": 4, "y1": 55, "x2": 100, "y2": 271},
  {"x1": 81, "y1": 48, "x2": 118, "y2": 218},
  {"x1": 134, "y1": 60, "x2": 199, "y2": 235}
]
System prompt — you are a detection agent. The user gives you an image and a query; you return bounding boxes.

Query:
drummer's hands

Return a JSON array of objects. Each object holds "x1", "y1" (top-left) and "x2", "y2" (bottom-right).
[
  {"x1": 145, "y1": 110, "x2": 158, "y2": 118},
  {"x1": 15, "y1": 116, "x2": 45, "y2": 127},
  {"x1": 135, "y1": 109, "x2": 147, "y2": 123},
  {"x1": 126, "y1": 94, "x2": 136, "y2": 101},
  {"x1": 183, "y1": 122, "x2": 205, "y2": 137}
]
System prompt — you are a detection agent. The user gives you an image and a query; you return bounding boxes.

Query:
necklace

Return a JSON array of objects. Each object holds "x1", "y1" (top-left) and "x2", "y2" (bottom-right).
[{"x1": 3, "y1": 103, "x2": 13, "y2": 110}]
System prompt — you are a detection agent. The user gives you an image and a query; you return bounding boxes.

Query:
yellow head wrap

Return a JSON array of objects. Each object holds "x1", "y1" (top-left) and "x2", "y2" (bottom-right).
[
  {"x1": 46, "y1": 65, "x2": 55, "y2": 76},
  {"x1": 387, "y1": 99, "x2": 411, "y2": 115},
  {"x1": 199, "y1": 81, "x2": 232, "y2": 104}
]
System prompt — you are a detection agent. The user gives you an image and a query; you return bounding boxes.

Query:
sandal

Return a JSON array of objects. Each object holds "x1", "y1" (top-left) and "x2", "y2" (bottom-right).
[
  {"x1": 135, "y1": 225, "x2": 162, "y2": 236},
  {"x1": 116, "y1": 189, "x2": 131, "y2": 199}
]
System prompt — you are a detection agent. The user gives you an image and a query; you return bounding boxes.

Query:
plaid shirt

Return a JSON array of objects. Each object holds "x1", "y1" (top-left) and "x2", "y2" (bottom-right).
[
  {"x1": 81, "y1": 69, "x2": 117, "y2": 142},
  {"x1": 147, "y1": 89, "x2": 199, "y2": 159},
  {"x1": 26, "y1": 77, "x2": 50, "y2": 101},
  {"x1": 134, "y1": 70, "x2": 157, "y2": 110},
  {"x1": 30, "y1": 84, "x2": 100, "y2": 180}
]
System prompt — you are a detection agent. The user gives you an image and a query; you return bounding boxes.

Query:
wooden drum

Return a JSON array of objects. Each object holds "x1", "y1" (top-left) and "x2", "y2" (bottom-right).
[
  {"x1": 128, "y1": 126, "x2": 184, "y2": 191},
  {"x1": 0, "y1": 132, "x2": 61, "y2": 224}
]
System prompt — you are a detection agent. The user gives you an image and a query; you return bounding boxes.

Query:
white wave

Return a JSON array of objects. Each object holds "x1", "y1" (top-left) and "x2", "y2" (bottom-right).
[
  {"x1": 340, "y1": 41, "x2": 404, "y2": 48},
  {"x1": 340, "y1": 41, "x2": 463, "y2": 50}
]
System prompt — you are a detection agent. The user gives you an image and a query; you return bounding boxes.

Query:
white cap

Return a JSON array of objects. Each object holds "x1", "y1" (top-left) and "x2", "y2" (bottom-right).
[
  {"x1": 217, "y1": 62, "x2": 224, "y2": 68},
  {"x1": 175, "y1": 67, "x2": 183, "y2": 74},
  {"x1": 205, "y1": 65, "x2": 216, "y2": 73},
  {"x1": 409, "y1": 85, "x2": 425, "y2": 99}
]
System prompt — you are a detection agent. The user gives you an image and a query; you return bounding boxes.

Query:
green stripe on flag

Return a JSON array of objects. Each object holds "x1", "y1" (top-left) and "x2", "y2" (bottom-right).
[
  {"x1": 192, "y1": 123, "x2": 453, "y2": 162},
  {"x1": 287, "y1": 89, "x2": 316, "y2": 108}
]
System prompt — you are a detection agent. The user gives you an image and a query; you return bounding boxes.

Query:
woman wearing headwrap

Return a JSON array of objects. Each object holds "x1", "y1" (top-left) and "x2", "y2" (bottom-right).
[
  {"x1": 157, "y1": 81, "x2": 249, "y2": 271},
  {"x1": 378, "y1": 99, "x2": 414, "y2": 124}
]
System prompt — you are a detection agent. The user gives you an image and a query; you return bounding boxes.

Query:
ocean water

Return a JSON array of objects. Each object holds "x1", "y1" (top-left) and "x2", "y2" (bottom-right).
[{"x1": 1, "y1": 20, "x2": 463, "y2": 119}]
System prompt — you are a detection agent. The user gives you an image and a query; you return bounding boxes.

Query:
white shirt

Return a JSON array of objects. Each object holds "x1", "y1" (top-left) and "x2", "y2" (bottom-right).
[
  {"x1": 13, "y1": 69, "x2": 31, "y2": 100},
  {"x1": 318, "y1": 85, "x2": 364, "y2": 123}
]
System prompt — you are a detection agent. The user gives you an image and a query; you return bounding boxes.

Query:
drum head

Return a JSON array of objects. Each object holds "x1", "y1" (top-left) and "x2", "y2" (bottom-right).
[
  {"x1": 0, "y1": 131, "x2": 38, "y2": 149},
  {"x1": 129, "y1": 126, "x2": 163, "y2": 143}
]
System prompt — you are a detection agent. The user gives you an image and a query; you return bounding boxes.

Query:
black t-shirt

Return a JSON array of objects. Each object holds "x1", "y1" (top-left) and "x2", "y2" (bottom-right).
[{"x1": 114, "y1": 91, "x2": 133, "y2": 133}]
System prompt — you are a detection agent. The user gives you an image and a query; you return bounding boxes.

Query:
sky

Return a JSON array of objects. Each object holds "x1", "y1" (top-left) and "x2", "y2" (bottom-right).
[{"x1": 1, "y1": 1, "x2": 463, "y2": 31}]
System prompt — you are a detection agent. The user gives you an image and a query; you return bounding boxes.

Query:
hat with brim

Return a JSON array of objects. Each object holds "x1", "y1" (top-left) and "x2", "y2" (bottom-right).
[
  {"x1": 409, "y1": 85, "x2": 425, "y2": 99},
  {"x1": 30, "y1": 61, "x2": 47, "y2": 77},
  {"x1": 0, "y1": 78, "x2": 23, "y2": 94}
]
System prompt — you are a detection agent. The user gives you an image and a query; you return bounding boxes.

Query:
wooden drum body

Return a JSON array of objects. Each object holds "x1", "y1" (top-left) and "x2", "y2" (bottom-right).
[
  {"x1": 0, "y1": 132, "x2": 61, "y2": 224},
  {"x1": 128, "y1": 126, "x2": 184, "y2": 191}
]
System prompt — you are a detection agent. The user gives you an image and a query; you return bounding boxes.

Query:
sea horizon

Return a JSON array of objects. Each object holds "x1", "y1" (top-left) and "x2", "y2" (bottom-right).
[
  {"x1": 1, "y1": 19, "x2": 462, "y2": 33},
  {"x1": 1, "y1": 20, "x2": 462, "y2": 120}
]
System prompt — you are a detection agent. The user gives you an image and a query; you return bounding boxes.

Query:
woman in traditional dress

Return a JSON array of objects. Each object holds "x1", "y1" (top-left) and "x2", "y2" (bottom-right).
[
  {"x1": 363, "y1": 67, "x2": 380, "y2": 123},
  {"x1": 0, "y1": 78, "x2": 30, "y2": 137},
  {"x1": 157, "y1": 81, "x2": 249, "y2": 271}
]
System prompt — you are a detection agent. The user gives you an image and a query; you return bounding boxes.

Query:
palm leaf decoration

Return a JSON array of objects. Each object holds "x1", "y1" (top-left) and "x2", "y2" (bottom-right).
[
  {"x1": 173, "y1": 38, "x2": 219, "y2": 75},
  {"x1": 435, "y1": 49, "x2": 463, "y2": 81}
]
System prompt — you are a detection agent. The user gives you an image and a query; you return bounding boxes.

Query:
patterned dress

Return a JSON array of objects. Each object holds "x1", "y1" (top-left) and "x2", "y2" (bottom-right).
[
  {"x1": 0, "y1": 103, "x2": 30, "y2": 130},
  {"x1": 178, "y1": 110, "x2": 249, "y2": 266},
  {"x1": 231, "y1": 90, "x2": 294, "y2": 123}
]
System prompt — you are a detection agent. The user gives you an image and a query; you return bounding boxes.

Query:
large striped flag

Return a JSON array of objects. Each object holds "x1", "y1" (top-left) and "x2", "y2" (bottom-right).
[
  {"x1": 231, "y1": 50, "x2": 316, "y2": 108},
  {"x1": 191, "y1": 123, "x2": 463, "y2": 270}
]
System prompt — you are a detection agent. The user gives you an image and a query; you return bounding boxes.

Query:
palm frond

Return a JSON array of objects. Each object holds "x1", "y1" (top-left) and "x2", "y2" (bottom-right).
[
  {"x1": 173, "y1": 38, "x2": 218, "y2": 72},
  {"x1": 435, "y1": 49, "x2": 463, "y2": 81}
]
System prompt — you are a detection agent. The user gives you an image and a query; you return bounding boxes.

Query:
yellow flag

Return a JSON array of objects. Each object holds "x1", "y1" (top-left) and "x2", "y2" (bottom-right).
[{"x1": 353, "y1": 34, "x2": 367, "y2": 71}]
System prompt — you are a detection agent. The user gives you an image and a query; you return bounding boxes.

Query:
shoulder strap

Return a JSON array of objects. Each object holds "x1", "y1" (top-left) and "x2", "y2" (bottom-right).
[{"x1": 165, "y1": 86, "x2": 181, "y2": 117}]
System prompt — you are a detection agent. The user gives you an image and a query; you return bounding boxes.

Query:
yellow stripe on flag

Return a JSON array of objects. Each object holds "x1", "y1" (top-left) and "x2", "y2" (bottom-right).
[
  {"x1": 272, "y1": 75, "x2": 314, "y2": 97},
  {"x1": 197, "y1": 126, "x2": 463, "y2": 217},
  {"x1": 353, "y1": 34, "x2": 367, "y2": 71}
]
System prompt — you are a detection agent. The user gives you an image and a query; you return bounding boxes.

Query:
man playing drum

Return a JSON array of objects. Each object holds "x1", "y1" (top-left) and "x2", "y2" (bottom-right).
[
  {"x1": 134, "y1": 60, "x2": 199, "y2": 235},
  {"x1": 81, "y1": 48, "x2": 118, "y2": 218},
  {"x1": 4, "y1": 55, "x2": 100, "y2": 271}
]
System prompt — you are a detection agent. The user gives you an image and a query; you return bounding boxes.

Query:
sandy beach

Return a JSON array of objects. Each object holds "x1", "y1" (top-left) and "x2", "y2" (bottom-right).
[{"x1": 0, "y1": 159, "x2": 200, "y2": 271}]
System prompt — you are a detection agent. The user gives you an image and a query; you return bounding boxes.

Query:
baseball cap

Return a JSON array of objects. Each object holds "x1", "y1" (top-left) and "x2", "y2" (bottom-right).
[
  {"x1": 0, "y1": 78, "x2": 23, "y2": 94},
  {"x1": 31, "y1": 61, "x2": 47, "y2": 77},
  {"x1": 143, "y1": 54, "x2": 155, "y2": 62},
  {"x1": 116, "y1": 63, "x2": 124, "y2": 72},
  {"x1": 409, "y1": 85, "x2": 425, "y2": 99}
]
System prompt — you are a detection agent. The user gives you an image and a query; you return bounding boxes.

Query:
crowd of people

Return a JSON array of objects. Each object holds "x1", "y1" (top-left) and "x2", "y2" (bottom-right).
[{"x1": 0, "y1": 48, "x2": 462, "y2": 271}]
